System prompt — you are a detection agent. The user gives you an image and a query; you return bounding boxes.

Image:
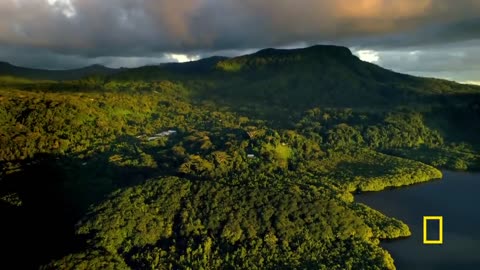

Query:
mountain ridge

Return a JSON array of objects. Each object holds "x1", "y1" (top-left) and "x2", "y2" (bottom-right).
[
  {"x1": 1, "y1": 45, "x2": 479, "y2": 89},
  {"x1": 1, "y1": 44, "x2": 480, "y2": 99}
]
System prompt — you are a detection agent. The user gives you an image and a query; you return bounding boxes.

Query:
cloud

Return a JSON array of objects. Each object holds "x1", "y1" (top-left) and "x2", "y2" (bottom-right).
[
  {"x1": 355, "y1": 50, "x2": 380, "y2": 63},
  {"x1": 165, "y1": 54, "x2": 201, "y2": 63},
  {"x1": 47, "y1": 0, "x2": 76, "y2": 18},
  {"x1": 353, "y1": 40, "x2": 480, "y2": 82},
  {"x1": 1, "y1": 0, "x2": 480, "y2": 55}
]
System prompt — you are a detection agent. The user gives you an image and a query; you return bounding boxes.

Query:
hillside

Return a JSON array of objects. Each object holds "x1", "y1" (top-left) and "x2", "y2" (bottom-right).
[{"x1": 0, "y1": 45, "x2": 479, "y2": 269}]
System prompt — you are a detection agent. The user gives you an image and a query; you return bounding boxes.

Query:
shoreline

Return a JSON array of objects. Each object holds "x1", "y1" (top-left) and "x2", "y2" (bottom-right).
[
  {"x1": 355, "y1": 169, "x2": 480, "y2": 269},
  {"x1": 353, "y1": 168, "x2": 446, "y2": 269}
]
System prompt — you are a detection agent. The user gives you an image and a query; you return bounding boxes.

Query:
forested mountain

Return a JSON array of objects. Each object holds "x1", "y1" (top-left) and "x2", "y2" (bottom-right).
[
  {"x1": 0, "y1": 45, "x2": 479, "y2": 269},
  {"x1": 109, "y1": 45, "x2": 480, "y2": 134}
]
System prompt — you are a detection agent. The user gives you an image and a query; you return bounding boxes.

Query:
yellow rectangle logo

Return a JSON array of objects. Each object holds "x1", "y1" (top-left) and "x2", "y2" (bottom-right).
[{"x1": 423, "y1": 216, "x2": 443, "y2": 244}]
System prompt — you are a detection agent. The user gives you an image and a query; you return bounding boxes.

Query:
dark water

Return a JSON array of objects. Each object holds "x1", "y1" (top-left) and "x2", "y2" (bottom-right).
[{"x1": 356, "y1": 171, "x2": 480, "y2": 270}]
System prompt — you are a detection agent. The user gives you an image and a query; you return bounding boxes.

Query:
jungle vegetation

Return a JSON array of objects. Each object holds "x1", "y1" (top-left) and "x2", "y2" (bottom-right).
[{"x1": 0, "y1": 45, "x2": 479, "y2": 269}]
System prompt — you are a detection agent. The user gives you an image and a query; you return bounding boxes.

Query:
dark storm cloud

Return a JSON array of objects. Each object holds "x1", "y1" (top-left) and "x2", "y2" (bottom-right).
[
  {"x1": 348, "y1": 18, "x2": 480, "y2": 50},
  {"x1": 1, "y1": 0, "x2": 480, "y2": 73}
]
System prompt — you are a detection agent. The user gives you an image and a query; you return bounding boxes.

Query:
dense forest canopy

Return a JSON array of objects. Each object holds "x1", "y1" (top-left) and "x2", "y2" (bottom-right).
[{"x1": 0, "y1": 45, "x2": 479, "y2": 269}]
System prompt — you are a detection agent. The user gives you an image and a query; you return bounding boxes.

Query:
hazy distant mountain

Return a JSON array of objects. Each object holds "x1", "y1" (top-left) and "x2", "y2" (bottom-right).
[{"x1": 0, "y1": 62, "x2": 122, "y2": 81}]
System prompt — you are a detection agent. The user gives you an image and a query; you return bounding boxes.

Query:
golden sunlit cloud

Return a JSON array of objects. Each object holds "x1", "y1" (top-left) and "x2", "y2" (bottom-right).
[{"x1": 335, "y1": 0, "x2": 431, "y2": 19}]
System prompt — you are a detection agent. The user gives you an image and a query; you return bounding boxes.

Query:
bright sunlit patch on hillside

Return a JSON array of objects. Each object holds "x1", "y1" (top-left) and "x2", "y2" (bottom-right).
[
  {"x1": 165, "y1": 54, "x2": 200, "y2": 63},
  {"x1": 47, "y1": 0, "x2": 76, "y2": 18},
  {"x1": 356, "y1": 50, "x2": 380, "y2": 63},
  {"x1": 461, "y1": 81, "x2": 480, "y2": 86}
]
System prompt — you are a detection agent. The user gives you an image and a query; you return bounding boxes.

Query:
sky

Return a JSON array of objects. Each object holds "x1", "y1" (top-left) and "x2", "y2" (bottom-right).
[{"x1": 0, "y1": 0, "x2": 479, "y2": 84}]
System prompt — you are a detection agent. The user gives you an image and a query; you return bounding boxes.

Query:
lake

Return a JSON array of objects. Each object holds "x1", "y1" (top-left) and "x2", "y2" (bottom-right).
[{"x1": 356, "y1": 171, "x2": 480, "y2": 270}]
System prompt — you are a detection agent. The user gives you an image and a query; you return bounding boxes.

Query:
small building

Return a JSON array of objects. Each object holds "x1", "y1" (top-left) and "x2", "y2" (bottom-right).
[
  {"x1": 155, "y1": 132, "x2": 169, "y2": 137},
  {"x1": 155, "y1": 130, "x2": 177, "y2": 137},
  {"x1": 247, "y1": 154, "x2": 255, "y2": 158}
]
